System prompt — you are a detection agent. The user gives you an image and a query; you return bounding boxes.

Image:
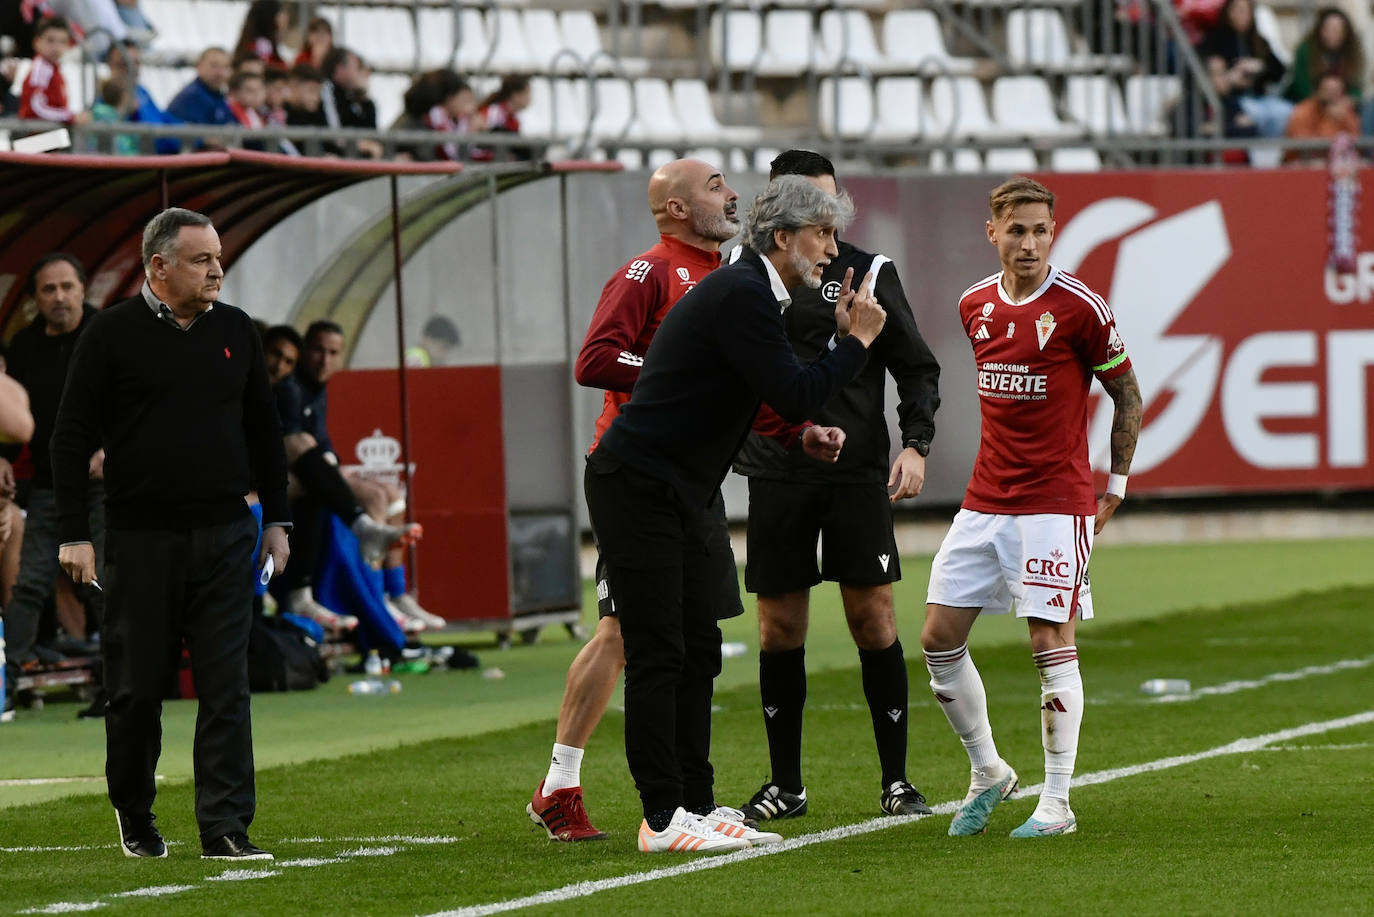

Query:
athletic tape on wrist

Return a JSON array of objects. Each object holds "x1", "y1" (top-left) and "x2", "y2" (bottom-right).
[{"x1": 1107, "y1": 474, "x2": 1128, "y2": 498}]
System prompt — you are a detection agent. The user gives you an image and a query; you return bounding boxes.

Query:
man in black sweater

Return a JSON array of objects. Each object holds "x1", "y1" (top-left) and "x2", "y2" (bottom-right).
[
  {"x1": 587, "y1": 176, "x2": 888, "y2": 852},
  {"x1": 733, "y1": 151, "x2": 942, "y2": 823},
  {"x1": 51, "y1": 208, "x2": 290, "y2": 862},
  {"x1": 0, "y1": 254, "x2": 107, "y2": 706}
]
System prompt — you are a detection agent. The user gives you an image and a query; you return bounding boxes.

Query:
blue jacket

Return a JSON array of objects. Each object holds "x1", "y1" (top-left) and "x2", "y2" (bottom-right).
[
  {"x1": 166, "y1": 77, "x2": 233, "y2": 127},
  {"x1": 130, "y1": 84, "x2": 182, "y2": 154}
]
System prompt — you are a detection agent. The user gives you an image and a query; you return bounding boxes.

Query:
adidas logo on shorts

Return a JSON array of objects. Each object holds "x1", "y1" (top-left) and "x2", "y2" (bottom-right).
[{"x1": 1047, "y1": 593, "x2": 1066, "y2": 608}]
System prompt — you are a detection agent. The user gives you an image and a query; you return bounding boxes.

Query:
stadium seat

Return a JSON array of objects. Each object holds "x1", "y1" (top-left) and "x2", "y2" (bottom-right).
[
  {"x1": 368, "y1": 74, "x2": 410, "y2": 130},
  {"x1": 559, "y1": 11, "x2": 650, "y2": 76},
  {"x1": 1253, "y1": 3, "x2": 1290, "y2": 66},
  {"x1": 818, "y1": 77, "x2": 875, "y2": 139},
  {"x1": 646, "y1": 148, "x2": 677, "y2": 170},
  {"x1": 929, "y1": 148, "x2": 984, "y2": 173},
  {"x1": 991, "y1": 76, "x2": 1082, "y2": 138},
  {"x1": 819, "y1": 10, "x2": 892, "y2": 74},
  {"x1": 764, "y1": 11, "x2": 835, "y2": 75},
  {"x1": 553, "y1": 79, "x2": 592, "y2": 143},
  {"x1": 454, "y1": 9, "x2": 491, "y2": 72},
  {"x1": 144, "y1": 0, "x2": 200, "y2": 57},
  {"x1": 484, "y1": 8, "x2": 535, "y2": 73},
  {"x1": 522, "y1": 9, "x2": 568, "y2": 72},
  {"x1": 518, "y1": 76, "x2": 555, "y2": 138},
  {"x1": 671, "y1": 78, "x2": 764, "y2": 145},
  {"x1": 1064, "y1": 75, "x2": 1130, "y2": 136},
  {"x1": 872, "y1": 76, "x2": 926, "y2": 141},
  {"x1": 928, "y1": 76, "x2": 1009, "y2": 139},
  {"x1": 345, "y1": 8, "x2": 417, "y2": 72},
  {"x1": 417, "y1": 7, "x2": 457, "y2": 69},
  {"x1": 881, "y1": 10, "x2": 979, "y2": 76},
  {"x1": 632, "y1": 78, "x2": 684, "y2": 144},
  {"x1": 985, "y1": 147, "x2": 1039, "y2": 172},
  {"x1": 588, "y1": 78, "x2": 636, "y2": 142},
  {"x1": 1124, "y1": 74, "x2": 1182, "y2": 136},
  {"x1": 1005, "y1": 9, "x2": 1086, "y2": 72},
  {"x1": 1050, "y1": 147, "x2": 1103, "y2": 171},
  {"x1": 197, "y1": 1, "x2": 249, "y2": 55},
  {"x1": 709, "y1": 11, "x2": 765, "y2": 72}
]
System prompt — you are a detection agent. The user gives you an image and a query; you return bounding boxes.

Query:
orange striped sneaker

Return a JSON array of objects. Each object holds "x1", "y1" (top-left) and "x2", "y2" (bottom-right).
[
  {"x1": 637, "y1": 807, "x2": 749, "y2": 853},
  {"x1": 703, "y1": 806, "x2": 783, "y2": 846}
]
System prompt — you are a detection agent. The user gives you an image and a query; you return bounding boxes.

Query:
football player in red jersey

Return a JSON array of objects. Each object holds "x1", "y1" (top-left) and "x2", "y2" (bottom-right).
[{"x1": 922, "y1": 177, "x2": 1142, "y2": 838}]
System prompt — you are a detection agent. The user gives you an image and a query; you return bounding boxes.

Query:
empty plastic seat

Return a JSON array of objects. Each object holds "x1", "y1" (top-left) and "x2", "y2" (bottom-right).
[
  {"x1": 819, "y1": 10, "x2": 891, "y2": 74},
  {"x1": 929, "y1": 148, "x2": 984, "y2": 173},
  {"x1": 416, "y1": 8, "x2": 456, "y2": 69},
  {"x1": 484, "y1": 8, "x2": 535, "y2": 73},
  {"x1": 671, "y1": 78, "x2": 764, "y2": 145},
  {"x1": 818, "y1": 77, "x2": 875, "y2": 138},
  {"x1": 872, "y1": 76, "x2": 925, "y2": 140},
  {"x1": 632, "y1": 78, "x2": 684, "y2": 144},
  {"x1": 518, "y1": 76, "x2": 555, "y2": 137},
  {"x1": 1124, "y1": 74, "x2": 1182, "y2": 136},
  {"x1": 144, "y1": 0, "x2": 200, "y2": 56},
  {"x1": 345, "y1": 7, "x2": 417, "y2": 72},
  {"x1": 522, "y1": 9, "x2": 566, "y2": 72},
  {"x1": 991, "y1": 75, "x2": 1081, "y2": 138},
  {"x1": 1050, "y1": 147, "x2": 1103, "y2": 171},
  {"x1": 588, "y1": 78, "x2": 635, "y2": 141},
  {"x1": 1064, "y1": 75, "x2": 1130, "y2": 136},
  {"x1": 453, "y1": 9, "x2": 490, "y2": 72},
  {"x1": 368, "y1": 74, "x2": 410, "y2": 130},
  {"x1": 709, "y1": 10, "x2": 764, "y2": 72},
  {"x1": 881, "y1": 10, "x2": 979, "y2": 76},
  {"x1": 985, "y1": 147, "x2": 1039, "y2": 172},
  {"x1": 928, "y1": 76, "x2": 1007, "y2": 139}
]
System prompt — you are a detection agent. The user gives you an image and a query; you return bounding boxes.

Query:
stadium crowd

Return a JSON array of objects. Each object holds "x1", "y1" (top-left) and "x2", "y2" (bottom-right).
[{"x1": 0, "y1": 0, "x2": 532, "y2": 161}]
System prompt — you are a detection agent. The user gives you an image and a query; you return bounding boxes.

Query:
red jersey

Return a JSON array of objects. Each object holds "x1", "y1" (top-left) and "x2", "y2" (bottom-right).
[
  {"x1": 576, "y1": 234, "x2": 722, "y2": 450},
  {"x1": 19, "y1": 56, "x2": 72, "y2": 123},
  {"x1": 958, "y1": 265, "x2": 1132, "y2": 516}
]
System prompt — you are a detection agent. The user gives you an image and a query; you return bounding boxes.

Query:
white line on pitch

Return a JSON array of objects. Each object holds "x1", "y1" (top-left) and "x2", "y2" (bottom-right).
[
  {"x1": 1151, "y1": 655, "x2": 1374, "y2": 704},
  {"x1": 422, "y1": 710, "x2": 1374, "y2": 917}
]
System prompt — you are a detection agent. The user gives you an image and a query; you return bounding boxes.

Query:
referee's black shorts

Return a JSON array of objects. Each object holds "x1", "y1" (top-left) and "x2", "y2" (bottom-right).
[
  {"x1": 595, "y1": 488, "x2": 743, "y2": 621},
  {"x1": 744, "y1": 478, "x2": 899, "y2": 595}
]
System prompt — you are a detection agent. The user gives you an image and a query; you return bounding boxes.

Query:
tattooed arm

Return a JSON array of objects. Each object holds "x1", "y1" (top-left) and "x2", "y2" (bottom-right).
[{"x1": 1095, "y1": 368, "x2": 1142, "y2": 534}]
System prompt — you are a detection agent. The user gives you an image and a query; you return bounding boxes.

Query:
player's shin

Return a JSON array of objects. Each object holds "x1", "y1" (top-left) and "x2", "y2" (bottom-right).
[
  {"x1": 1032, "y1": 645, "x2": 1082, "y2": 820},
  {"x1": 924, "y1": 644, "x2": 1000, "y2": 770}
]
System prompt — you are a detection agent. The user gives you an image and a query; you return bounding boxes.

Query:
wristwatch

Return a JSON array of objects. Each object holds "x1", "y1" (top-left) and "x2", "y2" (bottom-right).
[{"x1": 905, "y1": 438, "x2": 931, "y2": 457}]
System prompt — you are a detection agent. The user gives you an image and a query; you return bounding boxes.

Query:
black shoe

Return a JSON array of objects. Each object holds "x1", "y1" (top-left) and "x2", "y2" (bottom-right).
[
  {"x1": 880, "y1": 781, "x2": 933, "y2": 816},
  {"x1": 201, "y1": 832, "x2": 273, "y2": 860},
  {"x1": 115, "y1": 810, "x2": 167, "y2": 858},
  {"x1": 739, "y1": 782, "x2": 808, "y2": 822}
]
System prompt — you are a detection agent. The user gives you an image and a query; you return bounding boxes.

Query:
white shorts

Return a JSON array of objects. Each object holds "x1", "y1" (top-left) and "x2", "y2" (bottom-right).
[{"x1": 927, "y1": 509, "x2": 1094, "y2": 622}]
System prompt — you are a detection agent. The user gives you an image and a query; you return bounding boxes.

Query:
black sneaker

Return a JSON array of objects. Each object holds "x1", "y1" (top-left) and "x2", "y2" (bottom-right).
[
  {"x1": 880, "y1": 781, "x2": 933, "y2": 816},
  {"x1": 201, "y1": 832, "x2": 274, "y2": 861},
  {"x1": 115, "y1": 810, "x2": 167, "y2": 858},
  {"x1": 739, "y1": 783, "x2": 808, "y2": 822}
]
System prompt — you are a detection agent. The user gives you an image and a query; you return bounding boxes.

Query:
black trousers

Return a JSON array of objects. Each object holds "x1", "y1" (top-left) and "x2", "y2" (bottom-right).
[
  {"x1": 102, "y1": 511, "x2": 259, "y2": 842},
  {"x1": 584, "y1": 451, "x2": 723, "y2": 817}
]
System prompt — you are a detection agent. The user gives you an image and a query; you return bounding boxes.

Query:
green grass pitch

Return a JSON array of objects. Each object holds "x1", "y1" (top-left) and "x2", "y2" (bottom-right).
[{"x1": 2, "y1": 537, "x2": 1372, "y2": 916}]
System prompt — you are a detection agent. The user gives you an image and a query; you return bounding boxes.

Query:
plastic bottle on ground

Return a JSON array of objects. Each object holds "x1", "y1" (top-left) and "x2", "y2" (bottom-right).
[{"x1": 1140, "y1": 678, "x2": 1191, "y2": 695}]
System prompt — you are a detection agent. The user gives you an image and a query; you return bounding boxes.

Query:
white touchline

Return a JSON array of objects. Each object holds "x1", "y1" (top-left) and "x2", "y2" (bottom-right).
[
  {"x1": 1151, "y1": 655, "x2": 1374, "y2": 703},
  {"x1": 421, "y1": 710, "x2": 1374, "y2": 917},
  {"x1": 0, "y1": 777, "x2": 107, "y2": 787}
]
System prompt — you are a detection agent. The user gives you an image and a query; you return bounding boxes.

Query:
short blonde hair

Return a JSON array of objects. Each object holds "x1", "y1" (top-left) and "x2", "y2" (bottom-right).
[{"x1": 989, "y1": 177, "x2": 1055, "y2": 220}]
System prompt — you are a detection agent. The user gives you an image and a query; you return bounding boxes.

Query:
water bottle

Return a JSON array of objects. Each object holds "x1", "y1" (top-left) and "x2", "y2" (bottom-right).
[
  {"x1": 721, "y1": 641, "x2": 748, "y2": 659},
  {"x1": 1140, "y1": 678, "x2": 1191, "y2": 696},
  {"x1": 364, "y1": 650, "x2": 383, "y2": 677},
  {"x1": 348, "y1": 678, "x2": 385, "y2": 696}
]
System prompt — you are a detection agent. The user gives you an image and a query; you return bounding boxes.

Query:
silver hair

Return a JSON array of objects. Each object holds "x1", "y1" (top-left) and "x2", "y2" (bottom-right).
[
  {"x1": 741, "y1": 175, "x2": 855, "y2": 254},
  {"x1": 142, "y1": 208, "x2": 213, "y2": 271}
]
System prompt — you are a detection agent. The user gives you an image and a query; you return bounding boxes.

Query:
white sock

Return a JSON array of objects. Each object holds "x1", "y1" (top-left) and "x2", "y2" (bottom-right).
[
  {"x1": 543, "y1": 743, "x2": 584, "y2": 793},
  {"x1": 924, "y1": 644, "x2": 1001, "y2": 771},
  {"x1": 1032, "y1": 646, "x2": 1082, "y2": 820}
]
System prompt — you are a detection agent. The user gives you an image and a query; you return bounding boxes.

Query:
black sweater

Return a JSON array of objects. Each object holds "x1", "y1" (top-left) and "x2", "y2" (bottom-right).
[
  {"x1": 734, "y1": 240, "x2": 941, "y2": 484},
  {"x1": 597, "y1": 246, "x2": 869, "y2": 510},
  {"x1": 0, "y1": 303, "x2": 99, "y2": 489},
  {"x1": 50, "y1": 295, "x2": 290, "y2": 541}
]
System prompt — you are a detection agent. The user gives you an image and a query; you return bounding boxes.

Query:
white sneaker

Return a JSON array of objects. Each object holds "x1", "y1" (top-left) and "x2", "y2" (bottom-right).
[
  {"x1": 351, "y1": 515, "x2": 421, "y2": 565},
  {"x1": 384, "y1": 597, "x2": 426, "y2": 634},
  {"x1": 637, "y1": 807, "x2": 749, "y2": 853},
  {"x1": 702, "y1": 805, "x2": 783, "y2": 846},
  {"x1": 286, "y1": 587, "x2": 358, "y2": 634},
  {"x1": 390, "y1": 592, "x2": 447, "y2": 630}
]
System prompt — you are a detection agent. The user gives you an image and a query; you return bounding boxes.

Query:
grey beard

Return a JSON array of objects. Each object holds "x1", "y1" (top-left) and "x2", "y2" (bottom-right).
[{"x1": 791, "y1": 248, "x2": 823, "y2": 289}]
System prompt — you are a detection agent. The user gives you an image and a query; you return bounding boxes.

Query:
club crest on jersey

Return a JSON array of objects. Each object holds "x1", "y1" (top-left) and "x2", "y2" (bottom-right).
[
  {"x1": 1036, "y1": 311, "x2": 1057, "y2": 350},
  {"x1": 981, "y1": 302, "x2": 995, "y2": 318},
  {"x1": 1107, "y1": 325, "x2": 1125, "y2": 356},
  {"x1": 821, "y1": 280, "x2": 843, "y2": 302},
  {"x1": 1006, "y1": 321, "x2": 1016, "y2": 339}
]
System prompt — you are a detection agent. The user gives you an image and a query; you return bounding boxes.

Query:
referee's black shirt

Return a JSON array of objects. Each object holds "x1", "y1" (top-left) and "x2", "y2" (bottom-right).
[
  {"x1": 733, "y1": 240, "x2": 941, "y2": 484},
  {"x1": 597, "y1": 246, "x2": 869, "y2": 511}
]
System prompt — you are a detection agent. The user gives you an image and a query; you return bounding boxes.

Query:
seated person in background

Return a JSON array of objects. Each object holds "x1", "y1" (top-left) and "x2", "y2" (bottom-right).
[
  {"x1": 1285, "y1": 70, "x2": 1359, "y2": 164},
  {"x1": 106, "y1": 38, "x2": 180, "y2": 153},
  {"x1": 320, "y1": 46, "x2": 381, "y2": 159},
  {"x1": 403, "y1": 315, "x2": 461, "y2": 368},
  {"x1": 273, "y1": 321, "x2": 424, "y2": 633},
  {"x1": 228, "y1": 69, "x2": 267, "y2": 129},
  {"x1": 166, "y1": 46, "x2": 235, "y2": 146},
  {"x1": 235, "y1": 0, "x2": 290, "y2": 71},
  {"x1": 1195, "y1": 0, "x2": 1290, "y2": 138},
  {"x1": 262, "y1": 324, "x2": 302, "y2": 384},
  {"x1": 88, "y1": 75, "x2": 138, "y2": 154},
  {"x1": 19, "y1": 16, "x2": 92, "y2": 125},
  {"x1": 472, "y1": 75, "x2": 531, "y2": 162},
  {"x1": 1202, "y1": 54, "x2": 1261, "y2": 145},
  {"x1": 1283, "y1": 7, "x2": 1363, "y2": 105},
  {"x1": 263, "y1": 68, "x2": 287, "y2": 125},
  {"x1": 1, "y1": 56, "x2": 20, "y2": 117},
  {"x1": 294, "y1": 16, "x2": 332, "y2": 69},
  {"x1": 413, "y1": 71, "x2": 485, "y2": 162},
  {"x1": 231, "y1": 50, "x2": 266, "y2": 79},
  {"x1": 284, "y1": 63, "x2": 325, "y2": 127}
]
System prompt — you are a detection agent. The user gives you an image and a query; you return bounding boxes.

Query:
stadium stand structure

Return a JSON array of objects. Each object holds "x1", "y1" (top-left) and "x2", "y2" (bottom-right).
[{"x1": 0, "y1": 0, "x2": 1335, "y2": 170}]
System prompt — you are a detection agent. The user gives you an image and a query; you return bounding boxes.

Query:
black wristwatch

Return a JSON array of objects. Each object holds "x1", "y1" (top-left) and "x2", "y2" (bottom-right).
[{"x1": 905, "y1": 438, "x2": 931, "y2": 457}]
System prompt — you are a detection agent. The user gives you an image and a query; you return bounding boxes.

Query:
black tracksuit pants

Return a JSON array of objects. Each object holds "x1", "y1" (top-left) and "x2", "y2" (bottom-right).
[
  {"x1": 101, "y1": 510, "x2": 259, "y2": 842},
  {"x1": 584, "y1": 450, "x2": 723, "y2": 818}
]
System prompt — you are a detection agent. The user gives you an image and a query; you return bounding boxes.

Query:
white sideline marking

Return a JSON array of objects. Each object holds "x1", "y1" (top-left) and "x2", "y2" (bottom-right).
[
  {"x1": 1151, "y1": 655, "x2": 1374, "y2": 703},
  {"x1": 1264, "y1": 742, "x2": 1374, "y2": 752},
  {"x1": 276, "y1": 857, "x2": 347, "y2": 867},
  {"x1": 205, "y1": 869, "x2": 281, "y2": 882},
  {"x1": 110, "y1": 886, "x2": 196, "y2": 899},
  {"x1": 0, "y1": 777, "x2": 106, "y2": 787},
  {"x1": 423, "y1": 711, "x2": 1374, "y2": 917},
  {"x1": 279, "y1": 834, "x2": 456, "y2": 845},
  {"x1": 340, "y1": 846, "x2": 404, "y2": 857},
  {"x1": 17, "y1": 905, "x2": 105, "y2": 914}
]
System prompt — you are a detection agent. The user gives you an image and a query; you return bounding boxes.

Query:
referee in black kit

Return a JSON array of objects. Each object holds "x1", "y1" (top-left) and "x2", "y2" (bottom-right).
[
  {"x1": 734, "y1": 151, "x2": 942, "y2": 823},
  {"x1": 51, "y1": 208, "x2": 290, "y2": 861},
  {"x1": 587, "y1": 176, "x2": 889, "y2": 852}
]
